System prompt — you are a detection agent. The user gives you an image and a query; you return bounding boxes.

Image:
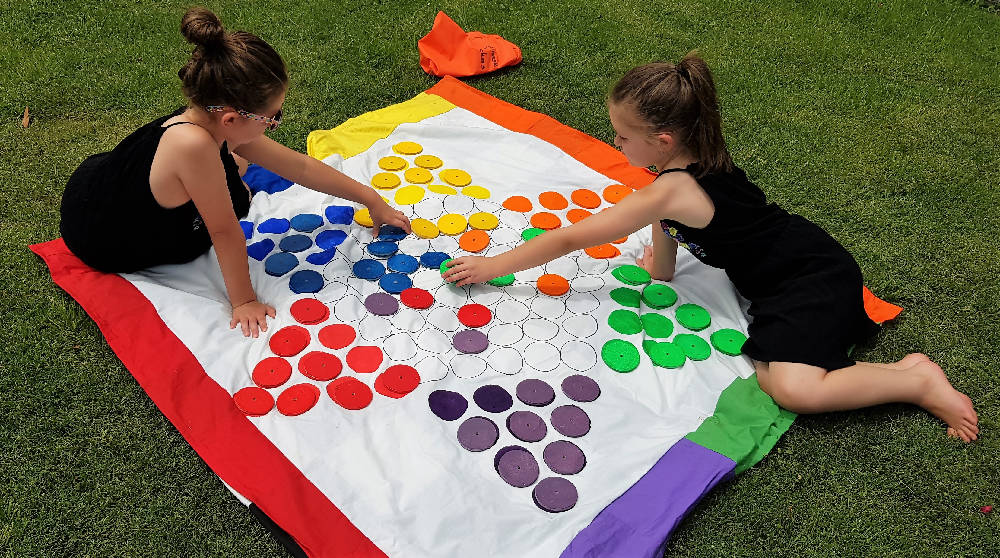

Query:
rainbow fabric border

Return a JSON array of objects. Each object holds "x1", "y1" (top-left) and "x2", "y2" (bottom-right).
[{"x1": 35, "y1": 77, "x2": 798, "y2": 558}]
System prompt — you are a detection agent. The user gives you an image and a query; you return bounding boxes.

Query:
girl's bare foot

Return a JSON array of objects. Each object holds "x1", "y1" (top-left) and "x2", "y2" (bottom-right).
[
  {"x1": 870, "y1": 353, "x2": 931, "y2": 371},
  {"x1": 911, "y1": 360, "x2": 979, "y2": 442}
]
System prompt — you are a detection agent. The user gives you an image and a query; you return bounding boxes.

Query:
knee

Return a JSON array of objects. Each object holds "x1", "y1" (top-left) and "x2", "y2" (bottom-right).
[{"x1": 759, "y1": 370, "x2": 825, "y2": 414}]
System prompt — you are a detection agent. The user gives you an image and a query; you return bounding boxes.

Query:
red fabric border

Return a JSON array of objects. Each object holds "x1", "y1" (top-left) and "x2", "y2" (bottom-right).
[
  {"x1": 30, "y1": 239, "x2": 386, "y2": 558},
  {"x1": 427, "y1": 76, "x2": 657, "y2": 189}
]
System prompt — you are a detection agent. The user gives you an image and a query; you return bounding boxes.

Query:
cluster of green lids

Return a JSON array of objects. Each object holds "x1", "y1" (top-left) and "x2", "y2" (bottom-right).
[{"x1": 601, "y1": 265, "x2": 748, "y2": 373}]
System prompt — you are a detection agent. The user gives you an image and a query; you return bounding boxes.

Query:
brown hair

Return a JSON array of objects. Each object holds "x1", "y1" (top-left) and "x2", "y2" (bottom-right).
[
  {"x1": 177, "y1": 7, "x2": 287, "y2": 112},
  {"x1": 610, "y1": 53, "x2": 733, "y2": 177}
]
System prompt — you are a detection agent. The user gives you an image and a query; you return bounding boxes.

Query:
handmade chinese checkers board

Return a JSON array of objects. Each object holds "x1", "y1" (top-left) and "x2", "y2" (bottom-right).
[{"x1": 34, "y1": 77, "x2": 899, "y2": 557}]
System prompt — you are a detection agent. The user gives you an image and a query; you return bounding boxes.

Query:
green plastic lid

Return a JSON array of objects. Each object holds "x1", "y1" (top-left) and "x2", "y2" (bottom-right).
[
  {"x1": 710, "y1": 328, "x2": 747, "y2": 356},
  {"x1": 673, "y1": 334, "x2": 711, "y2": 361},
  {"x1": 640, "y1": 313, "x2": 674, "y2": 338},
  {"x1": 608, "y1": 309, "x2": 643, "y2": 335},
  {"x1": 642, "y1": 283, "x2": 678, "y2": 309},
  {"x1": 488, "y1": 273, "x2": 515, "y2": 287},
  {"x1": 521, "y1": 228, "x2": 545, "y2": 242},
  {"x1": 676, "y1": 303, "x2": 711, "y2": 331},
  {"x1": 601, "y1": 339, "x2": 640, "y2": 372},
  {"x1": 439, "y1": 258, "x2": 453, "y2": 276},
  {"x1": 647, "y1": 341, "x2": 687, "y2": 369},
  {"x1": 611, "y1": 264, "x2": 652, "y2": 286},
  {"x1": 609, "y1": 287, "x2": 641, "y2": 308}
]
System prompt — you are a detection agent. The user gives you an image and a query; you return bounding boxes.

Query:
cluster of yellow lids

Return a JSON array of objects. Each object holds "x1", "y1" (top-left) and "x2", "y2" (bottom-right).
[{"x1": 368, "y1": 142, "x2": 491, "y2": 207}]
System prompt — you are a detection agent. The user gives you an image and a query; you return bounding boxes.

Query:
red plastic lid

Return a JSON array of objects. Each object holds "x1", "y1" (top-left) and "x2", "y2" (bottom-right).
[
  {"x1": 289, "y1": 298, "x2": 330, "y2": 325},
  {"x1": 328, "y1": 377, "x2": 374, "y2": 410},
  {"x1": 268, "y1": 326, "x2": 311, "y2": 357},
  {"x1": 252, "y1": 357, "x2": 292, "y2": 389},
  {"x1": 346, "y1": 346, "x2": 384, "y2": 374},
  {"x1": 400, "y1": 287, "x2": 434, "y2": 309},
  {"x1": 318, "y1": 323, "x2": 356, "y2": 350},
  {"x1": 298, "y1": 351, "x2": 343, "y2": 381},
  {"x1": 276, "y1": 383, "x2": 321, "y2": 416},
  {"x1": 379, "y1": 364, "x2": 421, "y2": 395},
  {"x1": 233, "y1": 386, "x2": 275, "y2": 416},
  {"x1": 457, "y1": 303, "x2": 492, "y2": 328}
]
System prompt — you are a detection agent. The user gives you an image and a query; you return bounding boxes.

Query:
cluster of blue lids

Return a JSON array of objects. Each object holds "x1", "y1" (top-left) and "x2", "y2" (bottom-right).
[
  {"x1": 240, "y1": 205, "x2": 356, "y2": 294},
  {"x1": 352, "y1": 225, "x2": 452, "y2": 295}
]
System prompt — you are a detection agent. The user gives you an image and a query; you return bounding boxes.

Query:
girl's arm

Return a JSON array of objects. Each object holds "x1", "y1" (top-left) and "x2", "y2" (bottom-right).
[
  {"x1": 173, "y1": 132, "x2": 275, "y2": 337},
  {"x1": 637, "y1": 223, "x2": 678, "y2": 281},
  {"x1": 235, "y1": 136, "x2": 411, "y2": 233},
  {"x1": 444, "y1": 179, "x2": 678, "y2": 286}
]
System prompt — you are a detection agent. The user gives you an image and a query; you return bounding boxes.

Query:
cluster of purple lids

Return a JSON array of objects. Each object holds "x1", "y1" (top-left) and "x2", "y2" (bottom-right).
[{"x1": 428, "y1": 374, "x2": 601, "y2": 513}]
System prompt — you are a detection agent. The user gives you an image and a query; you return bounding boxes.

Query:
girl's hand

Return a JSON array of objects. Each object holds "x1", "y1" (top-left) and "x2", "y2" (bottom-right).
[
  {"x1": 369, "y1": 201, "x2": 412, "y2": 235},
  {"x1": 635, "y1": 244, "x2": 672, "y2": 281},
  {"x1": 443, "y1": 256, "x2": 498, "y2": 287},
  {"x1": 230, "y1": 300, "x2": 277, "y2": 338}
]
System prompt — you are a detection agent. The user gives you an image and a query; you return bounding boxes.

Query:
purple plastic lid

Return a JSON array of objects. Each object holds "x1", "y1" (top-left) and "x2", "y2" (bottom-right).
[
  {"x1": 493, "y1": 445, "x2": 529, "y2": 470},
  {"x1": 428, "y1": 390, "x2": 468, "y2": 421},
  {"x1": 550, "y1": 405, "x2": 591, "y2": 438},
  {"x1": 473, "y1": 385, "x2": 514, "y2": 413},
  {"x1": 561, "y1": 374, "x2": 601, "y2": 403},
  {"x1": 453, "y1": 329, "x2": 489, "y2": 354},
  {"x1": 516, "y1": 379, "x2": 556, "y2": 407},
  {"x1": 532, "y1": 477, "x2": 578, "y2": 513},
  {"x1": 542, "y1": 440, "x2": 586, "y2": 475},
  {"x1": 506, "y1": 410, "x2": 547, "y2": 443},
  {"x1": 495, "y1": 447, "x2": 540, "y2": 488},
  {"x1": 457, "y1": 416, "x2": 499, "y2": 452},
  {"x1": 364, "y1": 292, "x2": 399, "y2": 316}
]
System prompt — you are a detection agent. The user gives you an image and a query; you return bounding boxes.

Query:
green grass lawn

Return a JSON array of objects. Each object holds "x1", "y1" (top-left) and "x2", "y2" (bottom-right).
[{"x1": 2, "y1": 0, "x2": 998, "y2": 556}]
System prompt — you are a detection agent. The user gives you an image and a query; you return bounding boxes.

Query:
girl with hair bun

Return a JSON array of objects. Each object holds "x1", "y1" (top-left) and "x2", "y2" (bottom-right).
[
  {"x1": 444, "y1": 53, "x2": 979, "y2": 442},
  {"x1": 60, "y1": 7, "x2": 410, "y2": 337}
]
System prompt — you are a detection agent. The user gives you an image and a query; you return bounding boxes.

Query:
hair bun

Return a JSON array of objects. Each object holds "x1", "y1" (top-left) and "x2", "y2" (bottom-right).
[{"x1": 181, "y1": 7, "x2": 225, "y2": 49}]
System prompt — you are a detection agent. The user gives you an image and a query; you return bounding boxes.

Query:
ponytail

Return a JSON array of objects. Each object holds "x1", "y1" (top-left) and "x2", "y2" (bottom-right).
[
  {"x1": 177, "y1": 7, "x2": 287, "y2": 112},
  {"x1": 610, "y1": 52, "x2": 733, "y2": 177}
]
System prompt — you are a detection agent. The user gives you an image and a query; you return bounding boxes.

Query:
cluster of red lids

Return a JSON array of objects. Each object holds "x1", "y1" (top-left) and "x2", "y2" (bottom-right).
[{"x1": 232, "y1": 298, "x2": 421, "y2": 417}]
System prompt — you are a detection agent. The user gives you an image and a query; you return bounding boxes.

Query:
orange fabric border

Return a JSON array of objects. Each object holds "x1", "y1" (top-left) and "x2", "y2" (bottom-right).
[{"x1": 427, "y1": 76, "x2": 656, "y2": 190}]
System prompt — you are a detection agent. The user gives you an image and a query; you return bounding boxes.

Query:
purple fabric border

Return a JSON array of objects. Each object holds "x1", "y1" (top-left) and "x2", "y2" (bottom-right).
[{"x1": 560, "y1": 438, "x2": 736, "y2": 558}]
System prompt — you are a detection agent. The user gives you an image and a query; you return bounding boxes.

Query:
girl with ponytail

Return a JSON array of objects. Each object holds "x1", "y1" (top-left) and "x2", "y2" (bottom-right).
[
  {"x1": 61, "y1": 7, "x2": 410, "y2": 337},
  {"x1": 444, "y1": 53, "x2": 978, "y2": 442}
]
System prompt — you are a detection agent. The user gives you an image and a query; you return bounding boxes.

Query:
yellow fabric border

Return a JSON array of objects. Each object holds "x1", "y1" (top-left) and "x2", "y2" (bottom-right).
[{"x1": 306, "y1": 93, "x2": 456, "y2": 161}]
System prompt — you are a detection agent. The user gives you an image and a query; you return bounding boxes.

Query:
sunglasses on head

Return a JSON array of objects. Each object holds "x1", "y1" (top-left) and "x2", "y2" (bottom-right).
[{"x1": 205, "y1": 105, "x2": 282, "y2": 131}]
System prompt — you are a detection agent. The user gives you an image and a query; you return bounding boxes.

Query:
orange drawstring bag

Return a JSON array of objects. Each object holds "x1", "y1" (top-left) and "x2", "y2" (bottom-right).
[{"x1": 418, "y1": 11, "x2": 522, "y2": 77}]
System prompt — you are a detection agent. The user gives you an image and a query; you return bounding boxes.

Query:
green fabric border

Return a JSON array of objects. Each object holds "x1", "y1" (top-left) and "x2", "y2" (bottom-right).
[{"x1": 685, "y1": 374, "x2": 796, "y2": 475}]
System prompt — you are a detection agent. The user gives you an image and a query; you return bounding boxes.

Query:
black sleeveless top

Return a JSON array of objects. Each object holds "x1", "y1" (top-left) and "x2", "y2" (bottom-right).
[
  {"x1": 660, "y1": 162, "x2": 879, "y2": 371},
  {"x1": 60, "y1": 108, "x2": 251, "y2": 272}
]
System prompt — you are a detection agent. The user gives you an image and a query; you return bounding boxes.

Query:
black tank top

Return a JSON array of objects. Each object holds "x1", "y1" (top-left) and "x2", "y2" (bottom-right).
[
  {"x1": 60, "y1": 108, "x2": 251, "y2": 272},
  {"x1": 658, "y1": 162, "x2": 853, "y2": 300}
]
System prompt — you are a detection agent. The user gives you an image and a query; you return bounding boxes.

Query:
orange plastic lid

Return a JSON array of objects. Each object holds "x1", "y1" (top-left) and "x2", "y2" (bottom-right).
[
  {"x1": 538, "y1": 191, "x2": 568, "y2": 210},
  {"x1": 603, "y1": 184, "x2": 632, "y2": 204},
  {"x1": 567, "y1": 209, "x2": 592, "y2": 223},
  {"x1": 537, "y1": 274, "x2": 570, "y2": 296},
  {"x1": 585, "y1": 244, "x2": 621, "y2": 259},
  {"x1": 530, "y1": 212, "x2": 562, "y2": 230},
  {"x1": 503, "y1": 195, "x2": 533, "y2": 212},
  {"x1": 571, "y1": 188, "x2": 601, "y2": 209},
  {"x1": 459, "y1": 229, "x2": 490, "y2": 252}
]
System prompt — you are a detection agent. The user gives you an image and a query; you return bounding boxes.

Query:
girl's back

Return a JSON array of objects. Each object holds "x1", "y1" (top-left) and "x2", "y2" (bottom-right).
[{"x1": 60, "y1": 110, "x2": 250, "y2": 272}]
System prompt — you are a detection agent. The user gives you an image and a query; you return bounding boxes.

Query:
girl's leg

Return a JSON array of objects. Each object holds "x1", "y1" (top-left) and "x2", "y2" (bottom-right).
[{"x1": 756, "y1": 358, "x2": 979, "y2": 442}]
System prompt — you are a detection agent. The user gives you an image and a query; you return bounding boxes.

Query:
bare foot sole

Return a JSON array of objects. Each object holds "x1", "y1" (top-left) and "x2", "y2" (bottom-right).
[{"x1": 913, "y1": 361, "x2": 979, "y2": 442}]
